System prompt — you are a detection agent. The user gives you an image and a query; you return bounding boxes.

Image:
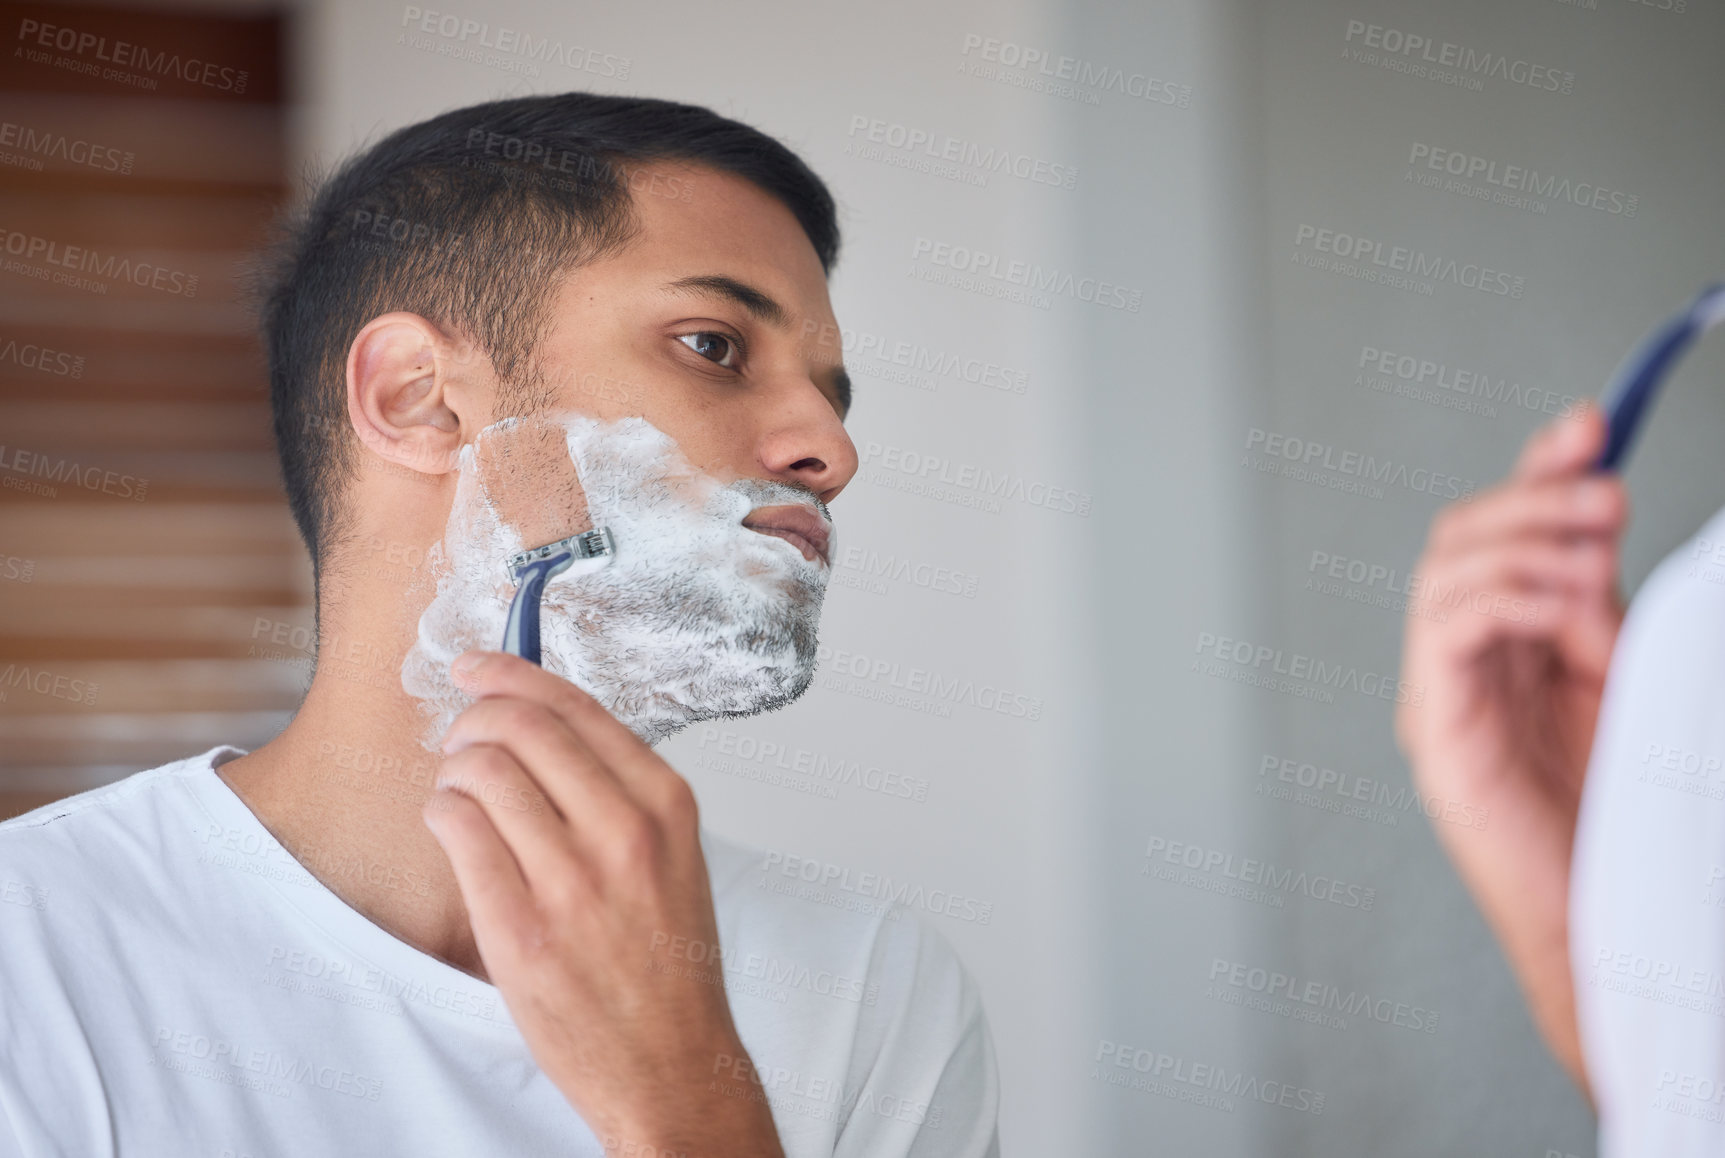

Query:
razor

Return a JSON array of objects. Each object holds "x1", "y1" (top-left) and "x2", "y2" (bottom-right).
[
  {"x1": 1595, "y1": 281, "x2": 1725, "y2": 472},
  {"x1": 501, "y1": 527, "x2": 614, "y2": 665}
]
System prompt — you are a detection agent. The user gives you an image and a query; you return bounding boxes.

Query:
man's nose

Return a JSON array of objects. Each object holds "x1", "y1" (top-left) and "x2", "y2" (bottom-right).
[{"x1": 756, "y1": 387, "x2": 857, "y2": 504}]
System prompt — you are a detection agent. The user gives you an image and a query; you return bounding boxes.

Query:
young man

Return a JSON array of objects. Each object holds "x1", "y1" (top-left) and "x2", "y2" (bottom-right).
[
  {"x1": 1400, "y1": 404, "x2": 1725, "y2": 1154},
  {"x1": 0, "y1": 94, "x2": 999, "y2": 1157}
]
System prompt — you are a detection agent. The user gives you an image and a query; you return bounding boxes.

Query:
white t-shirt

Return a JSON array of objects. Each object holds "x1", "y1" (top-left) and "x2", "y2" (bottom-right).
[
  {"x1": 1573, "y1": 502, "x2": 1725, "y2": 1156},
  {"x1": 0, "y1": 746, "x2": 998, "y2": 1158}
]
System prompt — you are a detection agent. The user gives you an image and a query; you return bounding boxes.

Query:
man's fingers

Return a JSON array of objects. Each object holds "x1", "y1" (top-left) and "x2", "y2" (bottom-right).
[
  {"x1": 443, "y1": 695, "x2": 645, "y2": 836},
  {"x1": 1429, "y1": 474, "x2": 1625, "y2": 557},
  {"x1": 1442, "y1": 536, "x2": 1615, "y2": 600},
  {"x1": 454, "y1": 651, "x2": 695, "y2": 818},
  {"x1": 437, "y1": 742, "x2": 588, "y2": 883},
  {"x1": 422, "y1": 788, "x2": 540, "y2": 961},
  {"x1": 1551, "y1": 585, "x2": 1625, "y2": 682},
  {"x1": 1410, "y1": 576, "x2": 1569, "y2": 667},
  {"x1": 1510, "y1": 404, "x2": 1605, "y2": 482},
  {"x1": 1408, "y1": 541, "x2": 1614, "y2": 659}
]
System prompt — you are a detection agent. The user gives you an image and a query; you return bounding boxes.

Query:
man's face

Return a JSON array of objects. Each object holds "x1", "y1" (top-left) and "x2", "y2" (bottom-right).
[
  {"x1": 531, "y1": 160, "x2": 855, "y2": 512},
  {"x1": 400, "y1": 163, "x2": 857, "y2": 748}
]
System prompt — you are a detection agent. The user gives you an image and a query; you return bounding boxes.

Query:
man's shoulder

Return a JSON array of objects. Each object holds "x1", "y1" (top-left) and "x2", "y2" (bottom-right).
[
  {"x1": 699, "y1": 830, "x2": 999, "y2": 1151},
  {"x1": 0, "y1": 749, "x2": 242, "y2": 1024},
  {"x1": 702, "y1": 827, "x2": 904, "y2": 950},
  {"x1": 0, "y1": 746, "x2": 237, "y2": 885},
  {"x1": 1631, "y1": 503, "x2": 1725, "y2": 624},
  {"x1": 700, "y1": 827, "x2": 983, "y2": 1009},
  {"x1": 1612, "y1": 502, "x2": 1725, "y2": 678}
]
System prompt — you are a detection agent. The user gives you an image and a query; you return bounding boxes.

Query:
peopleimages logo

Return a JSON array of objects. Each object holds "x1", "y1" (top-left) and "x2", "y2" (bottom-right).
[
  {"x1": 957, "y1": 33, "x2": 1195, "y2": 109},
  {"x1": 846, "y1": 114, "x2": 1079, "y2": 190},
  {"x1": 1342, "y1": 19, "x2": 1576, "y2": 94},
  {"x1": 911, "y1": 236, "x2": 1143, "y2": 312},
  {"x1": 0, "y1": 663, "x2": 99, "y2": 706},
  {"x1": 1195, "y1": 630, "x2": 1425, "y2": 707},
  {"x1": 1258, "y1": 752, "x2": 1491, "y2": 831},
  {"x1": 0, "y1": 120, "x2": 134, "y2": 174},
  {"x1": 861, "y1": 440, "x2": 1092, "y2": 516},
  {"x1": 798, "y1": 319, "x2": 1030, "y2": 396},
  {"x1": 837, "y1": 545, "x2": 980, "y2": 599},
  {"x1": 15, "y1": 17, "x2": 250, "y2": 93},
  {"x1": 398, "y1": 6, "x2": 631, "y2": 78},
  {"x1": 1142, "y1": 835, "x2": 1378, "y2": 911},
  {"x1": 1406, "y1": 143, "x2": 1637, "y2": 217},
  {"x1": 759, "y1": 850, "x2": 995, "y2": 925},
  {"x1": 152, "y1": 1027, "x2": 382, "y2": 1101},
  {"x1": 0, "y1": 444, "x2": 148, "y2": 501},
  {"x1": 0, "y1": 229, "x2": 198, "y2": 297},
  {"x1": 1589, "y1": 945, "x2": 1725, "y2": 1014},
  {"x1": 1305, "y1": 547, "x2": 1540, "y2": 628},
  {"x1": 0, "y1": 334, "x2": 84, "y2": 378},
  {"x1": 712, "y1": 1054, "x2": 942, "y2": 1127},
  {"x1": 815, "y1": 642, "x2": 1044, "y2": 721},
  {"x1": 1293, "y1": 224, "x2": 1525, "y2": 298},
  {"x1": 1244, "y1": 427, "x2": 1477, "y2": 502},
  {"x1": 1093, "y1": 1040, "x2": 1325, "y2": 1114},
  {"x1": 265, "y1": 945, "x2": 504, "y2": 1023},
  {"x1": 1208, "y1": 958, "x2": 1440, "y2": 1033},
  {"x1": 695, "y1": 726, "x2": 932, "y2": 802},
  {"x1": 648, "y1": 932, "x2": 880, "y2": 1006},
  {"x1": 1356, "y1": 344, "x2": 1580, "y2": 419},
  {"x1": 1655, "y1": 1070, "x2": 1725, "y2": 1113}
]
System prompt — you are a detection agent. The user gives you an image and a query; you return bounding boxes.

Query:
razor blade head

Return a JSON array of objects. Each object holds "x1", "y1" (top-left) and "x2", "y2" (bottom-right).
[{"x1": 505, "y1": 526, "x2": 614, "y2": 583}]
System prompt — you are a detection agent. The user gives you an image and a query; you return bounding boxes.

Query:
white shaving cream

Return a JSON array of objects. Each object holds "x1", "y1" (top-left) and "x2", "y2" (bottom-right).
[{"x1": 401, "y1": 414, "x2": 831, "y2": 749}]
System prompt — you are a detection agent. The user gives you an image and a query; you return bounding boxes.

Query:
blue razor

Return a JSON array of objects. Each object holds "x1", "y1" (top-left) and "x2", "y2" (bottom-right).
[
  {"x1": 1595, "y1": 282, "x2": 1725, "y2": 471},
  {"x1": 501, "y1": 527, "x2": 614, "y2": 665}
]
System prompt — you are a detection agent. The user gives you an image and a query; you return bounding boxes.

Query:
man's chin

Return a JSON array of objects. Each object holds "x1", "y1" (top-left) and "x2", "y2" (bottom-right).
[{"x1": 629, "y1": 657, "x2": 818, "y2": 747}]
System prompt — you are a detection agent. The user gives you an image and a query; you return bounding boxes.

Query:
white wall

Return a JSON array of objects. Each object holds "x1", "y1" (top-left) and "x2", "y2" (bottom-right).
[{"x1": 296, "y1": 0, "x2": 1725, "y2": 1152}]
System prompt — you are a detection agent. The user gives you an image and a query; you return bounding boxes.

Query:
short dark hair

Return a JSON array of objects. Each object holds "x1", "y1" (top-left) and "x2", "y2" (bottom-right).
[{"x1": 255, "y1": 92, "x2": 841, "y2": 589}]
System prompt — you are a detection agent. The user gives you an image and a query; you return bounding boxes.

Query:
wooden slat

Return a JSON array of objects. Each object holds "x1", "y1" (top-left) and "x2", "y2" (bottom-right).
[
  {"x1": 0, "y1": 708, "x2": 294, "y2": 787},
  {"x1": 0, "y1": 327, "x2": 265, "y2": 397},
  {"x1": 0, "y1": 401, "x2": 272, "y2": 450},
  {"x1": 0, "y1": 92, "x2": 284, "y2": 188},
  {"x1": 0, "y1": 246, "x2": 266, "y2": 305},
  {"x1": 0, "y1": 295, "x2": 256, "y2": 334},
  {"x1": 0, "y1": 606, "x2": 324, "y2": 662},
  {"x1": 0, "y1": 190, "x2": 284, "y2": 249},
  {"x1": 0, "y1": 4, "x2": 284, "y2": 104},
  {"x1": 0, "y1": 501, "x2": 301, "y2": 552},
  {"x1": 0, "y1": 658, "x2": 308, "y2": 713},
  {"x1": 0, "y1": 6, "x2": 298, "y2": 793}
]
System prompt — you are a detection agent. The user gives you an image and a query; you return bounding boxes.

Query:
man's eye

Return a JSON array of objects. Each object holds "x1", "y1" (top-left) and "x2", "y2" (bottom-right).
[{"x1": 677, "y1": 331, "x2": 740, "y2": 369}]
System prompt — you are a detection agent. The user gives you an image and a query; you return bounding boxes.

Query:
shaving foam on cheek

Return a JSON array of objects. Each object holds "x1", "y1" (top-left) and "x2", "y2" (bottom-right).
[
  {"x1": 401, "y1": 414, "x2": 830, "y2": 750},
  {"x1": 398, "y1": 436, "x2": 519, "y2": 746}
]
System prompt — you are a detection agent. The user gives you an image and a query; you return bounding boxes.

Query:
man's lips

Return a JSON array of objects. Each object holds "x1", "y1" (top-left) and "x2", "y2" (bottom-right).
[{"x1": 742, "y1": 503, "x2": 830, "y2": 565}]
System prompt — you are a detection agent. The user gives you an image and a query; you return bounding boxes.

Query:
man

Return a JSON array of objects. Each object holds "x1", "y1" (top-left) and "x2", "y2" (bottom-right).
[
  {"x1": 0, "y1": 94, "x2": 999, "y2": 1157},
  {"x1": 1400, "y1": 402, "x2": 1725, "y2": 1154}
]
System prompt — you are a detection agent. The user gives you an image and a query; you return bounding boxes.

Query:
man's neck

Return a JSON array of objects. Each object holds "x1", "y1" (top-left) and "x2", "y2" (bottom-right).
[{"x1": 218, "y1": 632, "x2": 491, "y2": 982}]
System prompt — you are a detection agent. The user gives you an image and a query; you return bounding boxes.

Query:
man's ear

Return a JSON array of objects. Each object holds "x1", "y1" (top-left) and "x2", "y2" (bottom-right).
[{"x1": 345, "y1": 312, "x2": 480, "y2": 477}]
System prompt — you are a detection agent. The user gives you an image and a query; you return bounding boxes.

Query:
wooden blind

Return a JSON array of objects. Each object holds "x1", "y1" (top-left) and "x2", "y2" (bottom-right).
[{"x1": 0, "y1": 3, "x2": 308, "y2": 819}]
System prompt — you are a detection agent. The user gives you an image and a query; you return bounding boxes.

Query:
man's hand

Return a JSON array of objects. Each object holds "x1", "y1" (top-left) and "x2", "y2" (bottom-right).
[
  {"x1": 423, "y1": 650, "x2": 785, "y2": 1157},
  {"x1": 1397, "y1": 405, "x2": 1628, "y2": 1097}
]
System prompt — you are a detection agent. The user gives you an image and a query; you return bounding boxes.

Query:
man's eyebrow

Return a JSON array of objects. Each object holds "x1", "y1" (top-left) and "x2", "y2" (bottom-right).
[
  {"x1": 662, "y1": 273, "x2": 852, "y2": 419},
  {"x1": 661, "y1": 274, "x2": 788, "y2": 328}
]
